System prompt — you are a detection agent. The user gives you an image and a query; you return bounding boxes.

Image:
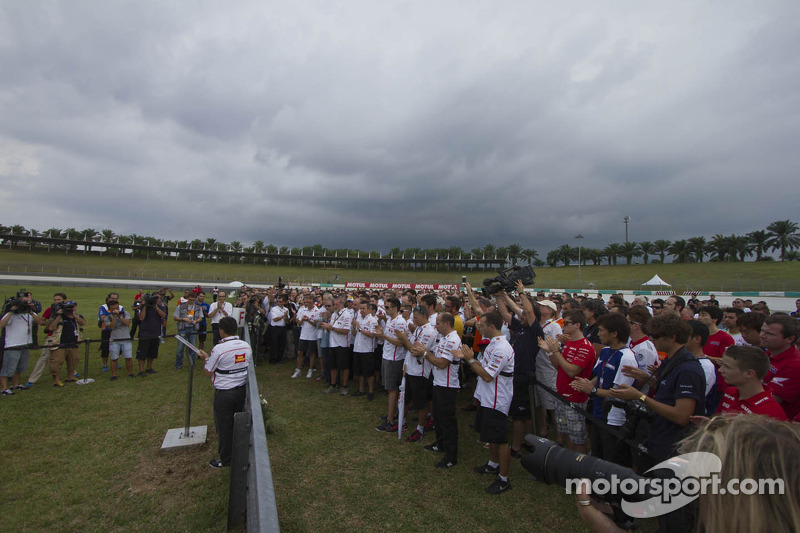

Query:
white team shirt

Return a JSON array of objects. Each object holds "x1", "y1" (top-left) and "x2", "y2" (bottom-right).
[
  {"x1": 208, "y1": 301, "x2": 233, "y2": 325},
  {"x1": 329, "y1": 308, "x2": 353, "y2": 348},
  {"x1": 381, "y1": 314, "x2": 409, "y2": 361},
  {"x1": 268, "y1": 305, "x2": 289, "y2": 327},
  {"x1": 474, "y1": 335, "x2": 515, "y2": 415},
  {"x1": 296, "y1": 305, "x2": 319, "y2": 341},
  {"x1": 699, "y1": 357, "x2": 717, "y2": 397},
  {"x1": 431, "y1": 330, "x2": 461, "y2": 388},
  {"x1": 405, "y1": 322, "x2": 437, "y2": 378},
  {"x1": 628, "y1": 336, "x2": 660, "y2": 394},
  {"x1": 353, "y1": 313, "x2": 378, "y2": 353},
  {"x1": 204, "y1": 336, "x2": 252, "y2": 390}
]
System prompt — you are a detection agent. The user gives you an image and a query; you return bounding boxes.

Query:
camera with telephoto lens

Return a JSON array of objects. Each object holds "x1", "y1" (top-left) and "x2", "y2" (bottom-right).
[
  {"x1": 3, "y1": 297, "x2": 31, "y2": 314},
  {"x1": 142, "y1": 293, "x2": 159, "y2": 307},
  {"x1": 480, "y1": 265, "x2": 536, "y2": 297},
  {"x1": 604, "y1": 398, "x2": 653, "y2": 440},
  {"x1": 53, "y1": 301, "x2": 77, "y2": 316}
]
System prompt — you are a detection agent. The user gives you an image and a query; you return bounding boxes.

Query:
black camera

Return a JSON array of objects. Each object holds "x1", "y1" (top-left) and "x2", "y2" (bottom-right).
[
  {"x1": 53, "y1": 301, "x2": 77, "y2": 315},
  {"x1": 142, "y1": 293, "x2": 159, "y2": 307},
  {"x1": 277, "y1": 276, "x2": 286, "y2": 289},
  {"x1": 3, "y1": 297, "x2": 31, "y2": 314},
  {"x1": 604, "y1": 398, "x2": 652, "y2": 440},
  {"x1": 480, "y1": 265, "x2": 536, "y2": 297}
]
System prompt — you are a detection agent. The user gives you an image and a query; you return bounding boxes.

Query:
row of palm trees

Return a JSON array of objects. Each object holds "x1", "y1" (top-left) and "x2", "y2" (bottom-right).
[
  {"x1": 2, "y1": 219, "x2": 798, "y2": 269},
  {"x1": 545, "y1": 220, "x2": 800, "y2": 267}
]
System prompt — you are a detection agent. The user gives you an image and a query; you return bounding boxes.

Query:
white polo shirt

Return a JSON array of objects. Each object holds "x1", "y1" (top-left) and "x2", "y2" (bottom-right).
[
  {"x1": 432, "y1": 330, "x2": 461, "y2": 389},
  {"x1": 474, "y1": 335, "x2": 515, "y2": 414},
  {"x1": 204, "y1": 336, "x2": 252, "y2": 390},
  {"x1": 268, "y1": 305, "x2": 289, "y2": 327},
  {"x1": 329, "y1": 308, "x2": 353, "y2": 348},
  {"x1": 296, "y1": 305, "x2": 319, "y2": 341},
  {"x1": 381, "y1": 314, "x2": 409, "y2": 361},
  {"x1": 353, "y1": 313, "x2": 378, "y2": 353},
  {"x1": 209, "y1": 301, "x2": 233, "y2": 325},
  {"x1": 405, "y1": 322, "x2": 437, "y2": 379}
]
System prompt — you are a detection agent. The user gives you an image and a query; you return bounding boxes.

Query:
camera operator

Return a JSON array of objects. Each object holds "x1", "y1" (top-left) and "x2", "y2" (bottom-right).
[
  {"x1": 135, "y1": 293, "x2": 166, "y2": 376},
  {"x1": 0, "y1": 293, "x2": 45, "y2": 394},
  {"x1": 26, "y1": 293, "x2": 68, "y2": 387},
  {"x1": 103, "y1": 299, "x2": 132, "y2": 380},
  {"x1": 47, "y1": 300, "x2": 87, "y2": 386},
  {"x1": 98, "y1": 292, "x2": 122, "y2": 372}
]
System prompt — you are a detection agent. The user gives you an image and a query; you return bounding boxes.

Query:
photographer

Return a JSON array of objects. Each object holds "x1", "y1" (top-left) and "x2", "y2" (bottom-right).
[
  {"x1": 1, "y1": 293, "x2": 45, "y2": 395},
  {"x1": 173, "y1": 291, "x2": 203, "y2": 370},
  {"x1": 98, "y1": 292, "x2": 122, "y2": 372},
  {"x1": 136, "y1": 293, "x2": 166, "y2": 376},
  {"x1": 103, "y1": 300, "x2": 133, "y2": 380},
  {"x1": 47, "y1": 300, "x2": 87, "y2": 387}
]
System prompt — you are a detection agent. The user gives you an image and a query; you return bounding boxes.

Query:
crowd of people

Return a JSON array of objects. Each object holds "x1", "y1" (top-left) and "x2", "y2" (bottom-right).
[{"x1": 2, "y1": 282, "x2": 799, "y2": 526}]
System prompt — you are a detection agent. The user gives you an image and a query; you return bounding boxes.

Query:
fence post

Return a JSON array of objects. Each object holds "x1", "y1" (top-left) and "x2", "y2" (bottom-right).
[
  {"x1": 184, "y1": 348, "x2": 196, "y2": 436},
  {"x1": 83, "y1": 340, "x2": 90, "y2": 381}
]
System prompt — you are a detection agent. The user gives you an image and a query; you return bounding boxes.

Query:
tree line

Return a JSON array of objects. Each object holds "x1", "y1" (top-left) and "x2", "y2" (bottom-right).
[{"x1": 1, "y1": 220, "x2": 798, "y2": 270}]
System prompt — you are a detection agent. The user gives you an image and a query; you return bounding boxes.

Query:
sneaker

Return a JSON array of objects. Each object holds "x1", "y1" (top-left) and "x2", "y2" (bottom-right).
[
  {"x1": 315, "y1": 375, "x2": 323, "y2": 382},
  {"x1": 1, "y1": 389, "x2": 12, "y2": 396},
  {"x1": 509, "y1": 447, "x2": 523, "y2": 459},
  {"x1": 12, "y1": 385, "x2": 26, "y2": 391},
  {"x1": 73, "y1": 373, "x2": 80, "y2": 378},
  {"x1": 424, "y1": 442, "x2": 444, "y2": 453},
  {"x1": 110, "y1": 376, "x2": 118, "y2": 381},
  {"x1": 208, "y1": 459, "x2": 224, "y2": 469},
  {"x1": 128, "y1": 374, "x2": 136, "y2": 378},
  {"x1": 306, "y1": 369, "x2": 314, "y2": 379},
  {"x1": 101, "y1": 366, "x2": 109, "y2": 372},
  {"x1": 323, "y1": 385, "x2": 336, "y2": 394},
  {"x1": 146, "y1": 369, "x2": 157, "y2": 374},
  {"x1": 474, "y1": 463, "x2": 499, "y2": 475},
  {"x1": 340, "y1": 387, "x2": 349, "y2": 396},
  {"x1": 375, "y1": 420, "x2": 394, "y2": 432},
  {"x1": 485, "y1": 475, "x2": 512, "y2": 494},
  {"x1": 352, "y1": 390, "x2": 366, "y2": 397},
  {"x1": 424, "y1": 416, "x2": 435, "y2": 431},
  {"x1": 435, "y1": 458, "x2": 456, "y2": 469},
  {"x1": 26, "y1": 382, "x2": 34, "y2": 388},
  {"x1": 53, "y1": 382, "x2": 64, "y2": 388},
  {"x1": 174, "y1": 366, "x2": 182, "y2": 371},
  {"x1": 291, "y1": 369, "x2": 301, "y2": 379},
  {"x1": 367, "y1": 393, "x2": 375, "y2": 401},
  {"x1": 405, "y1": 429, "x2": 423, "y2": 442},
  {"x1": 138, "y1": 371, "x2": 148, "y2": 377}
]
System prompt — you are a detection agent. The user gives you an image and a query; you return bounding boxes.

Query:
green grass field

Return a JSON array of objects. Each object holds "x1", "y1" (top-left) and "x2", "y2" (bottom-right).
[
  {"x1": 0, "y1": 283, "x2": 661, "y2": 532},
  {"x1": 1, "y1": 249, "x2": 798, "y2": 291}
]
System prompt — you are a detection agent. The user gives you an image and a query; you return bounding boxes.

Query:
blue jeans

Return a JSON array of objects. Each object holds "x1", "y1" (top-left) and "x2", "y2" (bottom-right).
[{"x1": 175, "y1": 330, "x2": 198, "y2": 368}]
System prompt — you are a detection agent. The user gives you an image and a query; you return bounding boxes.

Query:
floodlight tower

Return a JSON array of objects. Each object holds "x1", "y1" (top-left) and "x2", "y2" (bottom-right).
[
  {"x1": 575, "y1": 234, "x2": 584, "y2": 288},
  {"x1": 623, "y1": 215, "x2": 631, "y2": 243}
]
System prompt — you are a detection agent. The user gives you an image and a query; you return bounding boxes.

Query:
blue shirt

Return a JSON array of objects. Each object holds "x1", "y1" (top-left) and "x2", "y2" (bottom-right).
[
  {"x1": 591, "y1": 347, "x2": 626, "y2": 419},
  {"x1": 199, "y1": 302, "x2": 210, "y2": 328}
]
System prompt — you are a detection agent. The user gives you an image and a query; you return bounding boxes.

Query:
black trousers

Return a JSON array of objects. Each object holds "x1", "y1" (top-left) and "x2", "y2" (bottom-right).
[
  {"x1": 100, "y1": 329, "x2": 111, "y2": 359},
  {"x1": 269, "y1": 326, "x2": 287, "y2": 363},
  {"x1": 433, "y1": 386, "x2": 458, "y2": 463},
  {"x1": 214, "y1": 385, "x2": 246, "y2": 465}
]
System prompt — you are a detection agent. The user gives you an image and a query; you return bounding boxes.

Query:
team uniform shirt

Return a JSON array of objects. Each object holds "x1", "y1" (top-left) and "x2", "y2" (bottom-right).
[
  {"x1": 716, "y1": 388, "x2": 787, "y2": 420},
  {"x1": 763, "y1": 345, "x2": 800, "y2": 420},
  {"x1": 591, "y1": 346, "x2": 637, "y2": 424},
  {"x1": 730, "y1": 332, "x2": 747, "y2": 346},
  {"x1": 405, "y1": 322, "x2": 437, "y2": 378},
  {"x1": 353, "y1": 313, "x2": 378, "y2": 353},
  {"x1": 704, "y1": 329, "x2": 735, "y2": 392},
  {"x1": 629, "y1": 336, "x2": 660, "y2": 394},
  {"x1": 474, "y1": 335, "x2": 515, "y2": 414},
  {"x1": 555, "y1": 338, "x2": 595, "y2": 403},
  {"x1": 329, "y1": 308, "x2": 353, "y2": 349},
  {"x1": 428, "y1": 312, "x2": 438, "y2": 327},
  {"x1": 698, "y1": 358, "x2": 717, "y2": 397},
  {"x1": 103, "y1": 310, "x2": 132, "y2": 341},
  {"x1": 432, "y1": 330, "x2": 461, "y2": 389},
  {"x1": 296, "y1": 305, "x2": 320, "y2": 341},
  {"x1": 204, "y1": 335, "x2": 252, "y2": 389},
  {"x1": 2, "y1": 312, "x2": 36, "y2": 348},
  {"x1": 208, "y1": 302, "x2": 233, "y2": 325},
  {"x1": 268, "y1": 306, "x2": 289, "y2": 327},
  {"x1": 381, "y1": 314, "x2": 409, "y2": 361}
]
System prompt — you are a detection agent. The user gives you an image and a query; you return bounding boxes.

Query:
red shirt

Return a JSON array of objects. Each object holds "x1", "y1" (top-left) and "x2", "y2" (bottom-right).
[
  {"x1": 704, "y1": 330, "x2": 735, "y2": 393},
  {"x1": 555, "y1": 338, "x2": 595, "y2": 403},
  {"x1": 716, "y1": 387, "x2": 787, "y2": 421},
  {"x1": 763, "y1": 345, "x2": 800, "y2": 420}
]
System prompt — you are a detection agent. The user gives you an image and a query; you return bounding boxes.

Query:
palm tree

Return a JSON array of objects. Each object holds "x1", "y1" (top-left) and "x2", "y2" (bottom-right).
[
  {"x1": 482, "y1": 243, "x2": 496, "y2": 259},
  {"x1": 604, "y1": 243, "x2": 623, "y2": 265},
  {"x1": 668, "y1": 239, "x2": 692, "y2": 263},
  {"x1": 730, "y1": 235, "x2": 753, "y2": 262},
  {"x1": 555, "y1": 244, "x2": 577, "y2": 267},
  {"x1": 637, "y1": 241, "x2": 655, "y2": 265},
  {"x1": 653, "y1": 240, "x2": 671, "y2": 263},
  {"x1": 253, "y1": 240, "x2": 265, "y2": 255},
  {"x1": 619, "y1": 241, "x2": 641, "y2": 265},
  {"x1": 507, "y1": 243, "x2": 522, "y2": 265},
  {"x1": 747, "y1": 230, "x2": 769, "y2": 261},
  {"x1": 546, "y1": 250, "x2": 559, "y2": 267},
  {"x1": 521, "y1": 248, "x2": 539, "y2": 266},
  {"x1": 687, "y1": 236, "x2": 707, "y2": 263},
  {"x1": 765, "y1": 220, "x2": 800, "y2": 261},
  {"x1": 708, "y1": 234, "x2": 731, "y2": 262},
  {"x1": 585, "y1": 248, "x2": 602, "y2": 266}
]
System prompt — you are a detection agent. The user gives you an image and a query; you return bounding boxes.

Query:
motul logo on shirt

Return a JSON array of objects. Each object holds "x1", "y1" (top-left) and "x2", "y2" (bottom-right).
[{"x1": 235, "y1": 353, "x2": 246, "y2": 364}]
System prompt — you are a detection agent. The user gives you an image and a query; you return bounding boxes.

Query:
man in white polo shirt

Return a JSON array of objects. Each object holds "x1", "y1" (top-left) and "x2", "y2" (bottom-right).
[
  {"x1": 374, "y1": 297, "x2": 409, "y2": 431},
  {"x1": 207, "y1": 291, "x2": 233, "y2": 346},
  {"x1": 293, "y1": 294, "x2": 320, "y2": 379}
]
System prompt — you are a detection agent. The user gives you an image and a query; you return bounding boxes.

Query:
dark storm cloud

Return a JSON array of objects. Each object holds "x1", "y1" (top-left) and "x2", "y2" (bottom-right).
[{"x1": 1, "y1": 1, "x2": 799, "y2": 257}]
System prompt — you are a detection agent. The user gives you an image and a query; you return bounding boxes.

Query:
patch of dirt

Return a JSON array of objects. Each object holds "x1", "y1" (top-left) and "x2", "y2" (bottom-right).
[{"x1": 124, "y1": 427, "x2": 217, "y2": 494}]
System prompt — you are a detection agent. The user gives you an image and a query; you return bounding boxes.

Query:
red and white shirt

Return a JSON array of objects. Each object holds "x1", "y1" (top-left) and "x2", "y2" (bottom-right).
[
  {"x1": 475, "y1": 335, "x2": 515, "y2": 414},
  {"x1": 763, "y1": 345, "x2": 800, "y2": 420},
  {"x1": 381, "y1": 314, "x2": 409, "y2": 361},
  {"x1": 204, "y1": 336, "x2": 251, "y2": 390},
  {"x1": 329, "y1": 308, "x2": 353, "y2": 348},
  {"x1": 353, "y1": 313, "x2": 378, "y2": 353},
  {"x1": 432, "y1": 330, "x2": 461, "y2": 388},
  {"x1": 405, "y1": 322, "x2": 437, "y2": 379},
  {"x1": 296, "y1": 305, "x2": 319, "y2": 341},
  {"x1": 555, "y1": 338, "x2": 595, "y2": 403},
  {"x1": 716, "y1": 387, "x2": 787, "y2": 421}
]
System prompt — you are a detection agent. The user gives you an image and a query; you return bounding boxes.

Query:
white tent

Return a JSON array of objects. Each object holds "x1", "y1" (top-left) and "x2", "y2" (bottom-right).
[
  {"x1": 227, "y1": 280, "x2": 244, "y2": 288},
  {"x1": 641, "y1": 274, "x2": 671, "y2": 287}
]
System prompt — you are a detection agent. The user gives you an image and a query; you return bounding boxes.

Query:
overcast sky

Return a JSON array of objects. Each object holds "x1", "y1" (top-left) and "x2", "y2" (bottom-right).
[{"x1": 1, "y1": 1, "x2": 798, "y2": 254}]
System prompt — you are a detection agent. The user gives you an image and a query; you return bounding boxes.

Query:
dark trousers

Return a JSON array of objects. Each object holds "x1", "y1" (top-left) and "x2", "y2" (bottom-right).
[
  {"x1": 590, "y1": 423, "x2": 631, "y2": 467},
  {"x1": 212, "y1": 323, "x2": 221, "y2": 346},
  {"x1": 100, "y1": 329, "x2": 111, "y2": 359},
  {"x1": 269, "y1": 326, "x2": 287, "y2": 363},
  {"x1": 214, "y1": 385, "x2": 246, "y2": 465},
  {"x1": 433, "y1": 386, "x2": 458, "y2": 463}
]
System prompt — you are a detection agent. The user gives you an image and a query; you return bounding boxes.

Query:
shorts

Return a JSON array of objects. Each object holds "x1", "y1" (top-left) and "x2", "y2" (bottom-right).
[
  {"x1": 49, "y1": 347, "x2": 79, "y2": 374},
  {"x1": 137, "y1": 338, "x2": 160, "y2": 361},
  {"x1": 109, "y1": 340, "x2": 133, "y2": 360},
  {"x1": 0, "y1": 348, "x2": 29, "y2": 377},
  {"x1": 475, "y1": 406, "x2": 509, "y2": 444},
  {"x1": 381, "y1": 359, "x2": 404, "y2": 390},
  {"x1": 328, "y1": 346, "x2": 350, "y2": 371},
  {"x1": 555, "y1": 401, "x2": 588, "y2": 445},
  {"x1": 509, "y1": 375, "x2": 532, "y2": 420},
  {"x1": 405, "y1": 374, "x2": 430, "y2": 410},
  {"x1": 353, "y1": 351, "x2": 375, "y2": 378},
  {"x1": 298, "y1": 339, "x2": 317, "y2": 354}
]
